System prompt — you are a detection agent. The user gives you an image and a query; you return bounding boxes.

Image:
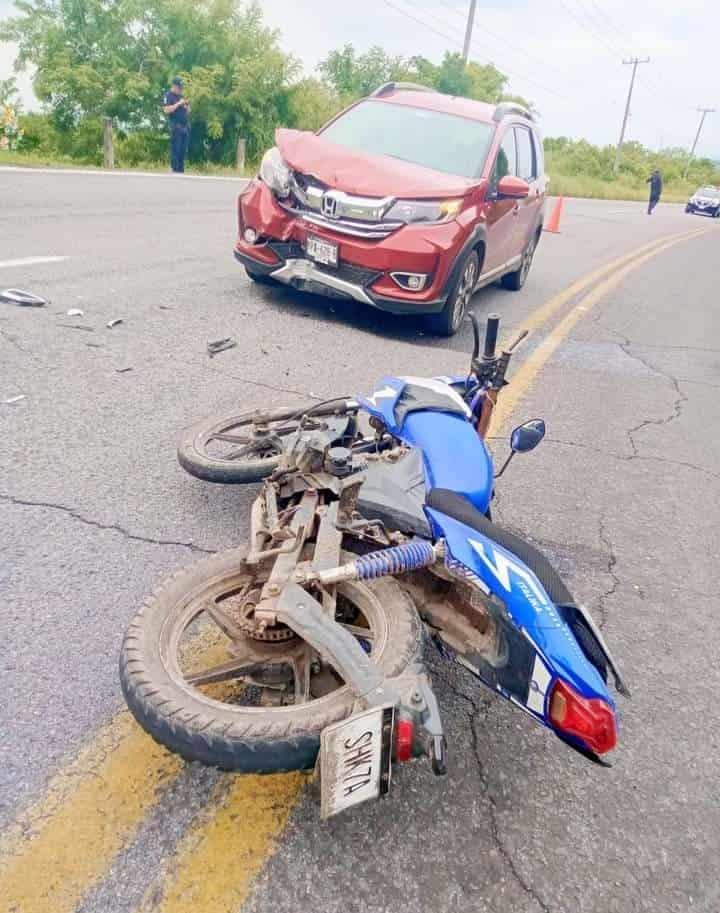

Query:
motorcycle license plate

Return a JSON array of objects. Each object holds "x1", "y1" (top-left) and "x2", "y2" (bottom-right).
[
  {"x1": 306, "y1": 235, "x2": 338, "y2": 267},
  {"x1": 320, "y1": 705, "x2": 394, "y2": 819}
]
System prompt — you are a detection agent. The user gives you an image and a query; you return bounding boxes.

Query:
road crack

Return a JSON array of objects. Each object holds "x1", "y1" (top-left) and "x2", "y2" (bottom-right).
[
  {"x1": 543, "y1": 438, "x2": 720, "y2": 482},
  {"x1": 433, "y1": 664, "x2": 553, "y2": 913},
  {"x1": 596, "y1": 519, "x2": 620, "y2": 629},
  {"x1": 0, "y1": 493, "x2": 214, "y2": 553}
]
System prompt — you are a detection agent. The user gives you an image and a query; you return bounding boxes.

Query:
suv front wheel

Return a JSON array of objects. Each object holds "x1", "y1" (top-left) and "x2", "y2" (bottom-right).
[{"x1": 426, "y1": 250, "x2": 479, "y2": 337}]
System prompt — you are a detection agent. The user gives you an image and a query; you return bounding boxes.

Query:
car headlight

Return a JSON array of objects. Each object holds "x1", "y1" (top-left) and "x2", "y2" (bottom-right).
[
  {"x1": 384, "y1": 198, "x2": 462, "y2": 224},
  {"x1": 259, "y1": 147, "x2": 291, "y2": 199}
]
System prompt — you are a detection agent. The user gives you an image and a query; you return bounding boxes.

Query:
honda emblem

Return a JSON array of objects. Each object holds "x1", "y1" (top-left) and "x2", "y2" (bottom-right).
[{"x1": 321, "y1": 191, "x2": 341, "y2": 219}]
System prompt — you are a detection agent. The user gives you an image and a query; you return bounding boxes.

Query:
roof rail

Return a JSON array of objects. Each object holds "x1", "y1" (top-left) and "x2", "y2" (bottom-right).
[
  {"x1": 493, "y1": 102, "x2": 534, "y2": 122},
  {"x1": 371, "y1": 81, "x2": 435, "y2": 98}
]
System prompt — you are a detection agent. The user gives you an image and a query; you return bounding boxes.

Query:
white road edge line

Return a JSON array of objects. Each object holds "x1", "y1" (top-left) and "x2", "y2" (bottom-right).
[
  {"x1": 0, "y1": 165, "x2": 249, "y2": 184},
  {"x1": 0, "y1": 255, "x2": 69, "y2": 269}
]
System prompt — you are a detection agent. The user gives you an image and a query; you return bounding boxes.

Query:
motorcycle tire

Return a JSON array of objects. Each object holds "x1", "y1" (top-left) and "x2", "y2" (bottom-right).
[
  {"x1": 119, "y1": 546, "x2": 423, "y2": 773},
  {"x1": 177, "y1": 401, "x2": 323, "y2": 484}
]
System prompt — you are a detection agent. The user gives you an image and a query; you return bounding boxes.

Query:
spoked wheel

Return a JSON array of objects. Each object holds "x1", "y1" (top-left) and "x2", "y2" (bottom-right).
[
  {"x1": 120, "y1": 547, "x2": 422, "y2": 772},
  {"x1": 426, "y1": 250, "x2": 479, "y2": 337},
  {"x1": 177, "y1": 401, "x2": 351, "y2": 484}
]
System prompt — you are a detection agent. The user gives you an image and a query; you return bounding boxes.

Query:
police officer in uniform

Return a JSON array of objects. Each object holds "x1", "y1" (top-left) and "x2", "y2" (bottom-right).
[{"x1": 163, "y1": 78, "x2": 190, "y2": 173}]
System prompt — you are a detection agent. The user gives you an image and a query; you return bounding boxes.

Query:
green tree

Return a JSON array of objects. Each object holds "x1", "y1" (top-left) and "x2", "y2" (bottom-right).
[
  {"x1": 319, "y1": 44, "x2": 413, "y2": 101},
  {"x1": 286, "y1": 78, "x2": 339, "y2": 132},
  {"x1": 0, "y1": 76, "x2": 20, "y2": 108},
  {"x1": 0, "y1": 0, "x2": 300, "y2": 162}
]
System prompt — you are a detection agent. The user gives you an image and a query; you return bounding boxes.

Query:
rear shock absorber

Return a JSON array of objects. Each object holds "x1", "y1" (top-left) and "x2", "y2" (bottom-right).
[{"x1": 311, "y1": 540, "x2": 443, "y2": 586}]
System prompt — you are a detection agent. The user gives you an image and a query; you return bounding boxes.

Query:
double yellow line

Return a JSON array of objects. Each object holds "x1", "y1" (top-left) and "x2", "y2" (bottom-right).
[{"x1": 0, "y1": 225, "x2": 709, "y2": 913}]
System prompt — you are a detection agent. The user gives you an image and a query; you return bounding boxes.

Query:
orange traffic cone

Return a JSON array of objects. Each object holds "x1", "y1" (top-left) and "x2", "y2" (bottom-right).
[{"x1": 544, "y1": 196, "x2": 564, "y2": 233}]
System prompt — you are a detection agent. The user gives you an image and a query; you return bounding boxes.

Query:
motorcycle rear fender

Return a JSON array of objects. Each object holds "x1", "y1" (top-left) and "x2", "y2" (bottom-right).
[{"x1": 425, "y1": 508, "x2": 614, "y2": 723}]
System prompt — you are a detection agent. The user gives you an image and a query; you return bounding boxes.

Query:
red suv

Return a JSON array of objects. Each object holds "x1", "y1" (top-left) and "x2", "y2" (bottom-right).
[{"x1": 234, "y1": 82, "x2": 546, "y2": 335}]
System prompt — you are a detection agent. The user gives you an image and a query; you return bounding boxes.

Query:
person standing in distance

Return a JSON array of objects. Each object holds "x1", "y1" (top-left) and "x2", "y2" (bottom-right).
[
  {"x1": 163, "y1": 78, "x2": 190, "y2": 174},
  {"x1": 646, "y1": 168, "x2": 662, "y2": 215}
]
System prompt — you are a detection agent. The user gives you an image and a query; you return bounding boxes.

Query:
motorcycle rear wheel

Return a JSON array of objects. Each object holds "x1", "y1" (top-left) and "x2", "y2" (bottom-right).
[{"x1": 119, "y1": 546, "x2": 422, "y2": 772}]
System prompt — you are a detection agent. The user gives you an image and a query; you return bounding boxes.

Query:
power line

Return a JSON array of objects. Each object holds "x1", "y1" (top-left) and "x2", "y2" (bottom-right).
[
  {"x1": 683, "y1": 108, "x2": 715, "y2": 178},
  {"x1": 432, "y1": 0, "x2": 573, "y2": 83},
  {"x1": 381, "y1": 0, "x2": 573, "y2": 101},
  {"x1": 614, "y1": 56, "x2": 650, "y2": 172}
]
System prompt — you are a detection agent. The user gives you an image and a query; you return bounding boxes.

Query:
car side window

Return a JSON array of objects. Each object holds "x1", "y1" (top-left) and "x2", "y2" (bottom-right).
[
  {"x1": 492, "y1": 130, "x2": 517, "y2": 189},
  {"x1": 515, "y1": 127, "x2": 536, "y2": 182}
]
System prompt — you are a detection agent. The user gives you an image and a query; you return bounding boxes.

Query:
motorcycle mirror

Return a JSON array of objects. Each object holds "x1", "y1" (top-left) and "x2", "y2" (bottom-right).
[
  {"x1": 510, "y1": 419, "x2": 546, "y2": 454},
  {"x1": 495, "y1": 419, "x2": 546, "y2": 479}
]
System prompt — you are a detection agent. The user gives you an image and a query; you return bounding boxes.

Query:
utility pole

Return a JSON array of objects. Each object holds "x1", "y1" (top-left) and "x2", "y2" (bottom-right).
[
  {"x1": 462, "y1": 0, "x2": 478, "y2": 64},
  {"x1": 683, "y1": 108, "x2": 715, "y2": 179},
  {"x1": 613, "y1": 57, "x2": 650, "y2": 173}
]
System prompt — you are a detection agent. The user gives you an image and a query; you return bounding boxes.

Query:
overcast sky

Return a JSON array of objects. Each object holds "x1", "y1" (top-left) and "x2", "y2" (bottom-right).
[{"x1": 2, "y1": 0, "x2": 718, "y2": 157}]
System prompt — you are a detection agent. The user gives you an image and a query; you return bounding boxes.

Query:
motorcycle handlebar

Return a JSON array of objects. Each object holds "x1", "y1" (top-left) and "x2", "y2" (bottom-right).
[{"x1": 484, "y1": 314, "x2": 500, "y2": 359}]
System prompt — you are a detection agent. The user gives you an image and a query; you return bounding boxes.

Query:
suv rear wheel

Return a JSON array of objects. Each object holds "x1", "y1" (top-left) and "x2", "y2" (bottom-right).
[{"x1": 426, "y1": 250, "x2": 479, "y2": 337}]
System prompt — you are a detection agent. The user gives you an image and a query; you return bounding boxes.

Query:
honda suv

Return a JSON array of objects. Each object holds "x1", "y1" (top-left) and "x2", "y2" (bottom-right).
[{"x1": 234, "y1": 82, "x2": 546, "y2": 335}]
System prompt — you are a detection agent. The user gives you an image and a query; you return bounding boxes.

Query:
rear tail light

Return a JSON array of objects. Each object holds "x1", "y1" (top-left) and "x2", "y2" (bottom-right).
[
  {"x1": 395, "y1": 717, "x2": 414, "y2": 762},
  {"x1": 549, "y1": 680, "x2": 617, "y2": 755}
]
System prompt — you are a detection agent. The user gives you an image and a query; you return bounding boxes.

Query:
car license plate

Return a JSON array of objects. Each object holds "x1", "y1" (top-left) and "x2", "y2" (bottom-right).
[
  {"x1": 306, "y1": 235, "x2": 338, "y2": 267},
  {"x1": 320, "y1": 705, "x2": 394, "y2": 819}
]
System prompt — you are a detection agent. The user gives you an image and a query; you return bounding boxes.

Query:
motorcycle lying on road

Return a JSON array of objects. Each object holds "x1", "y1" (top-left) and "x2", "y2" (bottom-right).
[{"x1": 120, "y1": 315, "x2": 628, "y2": 818}]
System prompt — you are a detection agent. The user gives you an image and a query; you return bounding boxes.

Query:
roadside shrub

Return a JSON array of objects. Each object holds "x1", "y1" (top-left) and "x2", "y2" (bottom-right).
[{"x1": 115, "y1": 129, "x2": 168, "y2": 166}]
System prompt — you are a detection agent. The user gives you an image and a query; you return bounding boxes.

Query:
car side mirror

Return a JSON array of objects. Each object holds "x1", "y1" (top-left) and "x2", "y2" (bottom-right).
[
  {"x1": 511, "y1": 418, "x2": 546, "y2": 453},
  {"x1": 495, "y1": 419, "x2": 546, "y2": 478},
  {"x1": 497, "y1": 175, "x2": 530, "y2": 199}
]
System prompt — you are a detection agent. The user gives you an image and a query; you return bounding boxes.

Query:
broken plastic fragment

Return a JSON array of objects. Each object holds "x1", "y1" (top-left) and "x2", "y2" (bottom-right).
[
  {"x1": 67, "y1": 308, "x2": 84, "y2": 317},
  {"x1": 207, "y1": 337, "x2": 237, "y2": 356},
  {"x1": 115, "y1": 367, "x2": 133, "y2": 374},
  {"x1": 3, "y1": 394, "x2": 26, "y2": 404},
  {"x1": 1, "y1": 289, "x2": 47, "y2": 307},
  {"x1": 107, "y1": 318, "x2": 124, "y2": 328}
]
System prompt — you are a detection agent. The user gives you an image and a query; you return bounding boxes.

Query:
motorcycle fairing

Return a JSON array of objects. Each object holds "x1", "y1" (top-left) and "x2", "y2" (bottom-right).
[
  {"x1": 357, "y1": 375, "x2": 471, "y2": 434},
  {"x1": 425, "y1": 508, "x2": 614, "y2": 719},
  {"x1": 357, "y1": 377, "x2": 493, "y2": 513}
]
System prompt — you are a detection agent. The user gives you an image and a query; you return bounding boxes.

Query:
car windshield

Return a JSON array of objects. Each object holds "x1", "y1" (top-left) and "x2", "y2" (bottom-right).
[
  {"x1": 320, "y1": 100, "x2": 495, "y2": 179},
  {"x1": 697, "y1": 187, "x2": 720, "y2": 198}
]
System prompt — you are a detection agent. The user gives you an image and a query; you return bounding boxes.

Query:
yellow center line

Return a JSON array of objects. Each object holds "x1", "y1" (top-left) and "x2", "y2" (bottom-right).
[
  {"x1": 0, "y1": 226, "x2": 709, "y2": 913},
  {"x1": 491, "y1": 227, "x2": 710, "y2": 432},
  {"x1": 134, "y1": 773, "x2": 306, "y2": 913},
  {"x1": 0, "y1": 714, "x2": 183, "y2": 913}
]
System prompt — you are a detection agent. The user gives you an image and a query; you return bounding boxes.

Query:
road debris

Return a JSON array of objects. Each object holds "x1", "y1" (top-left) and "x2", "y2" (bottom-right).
[
  {"x1": 59, "y1": 323, "x2": 95, "y2": 332},
  {"x1": 207, "y1": 336, "x2": 237, "y2": 357},
  {"x1": 67, "y1": 308, "x2": 85, "y2": 317},
  {"x1": 3, "y1": 394, "x2": 26, "y2": 405},
  {"x1": 1, "y1": 288, "x2": 47, "y2": 308},
  {"x1": 107, "y1": 318, "x2": 124, "y2": 329},
  {"x1": 115, "y1": 367, "x2": 133, "y2": 374}
]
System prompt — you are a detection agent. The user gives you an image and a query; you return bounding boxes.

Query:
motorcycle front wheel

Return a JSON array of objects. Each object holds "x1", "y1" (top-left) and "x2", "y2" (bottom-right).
[
  {"x1": 119, "y1": 546, "x2": 422, "y2": 772},
  {"x1": 177, "y1": 400, "x2": 349, "y2": 484}
]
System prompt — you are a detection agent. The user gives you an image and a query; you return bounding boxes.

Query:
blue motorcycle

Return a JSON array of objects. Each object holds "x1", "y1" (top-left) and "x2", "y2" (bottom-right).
[{"x1": 122, "y1": 315, "x2": 628, "y2": 818}]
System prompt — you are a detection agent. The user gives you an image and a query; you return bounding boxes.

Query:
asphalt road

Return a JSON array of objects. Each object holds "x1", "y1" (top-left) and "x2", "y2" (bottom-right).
[{"x1": 1, "y1": 168, "x2": 718, "y2": 913}]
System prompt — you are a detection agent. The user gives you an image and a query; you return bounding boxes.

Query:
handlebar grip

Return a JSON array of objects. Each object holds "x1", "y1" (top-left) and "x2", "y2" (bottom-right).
[
  {"x1": 469, "y1": 313, "x2": 481, "y2": 363},
  {"x1": 484, "y1": 314, "x2": 500, "y2": 359}
]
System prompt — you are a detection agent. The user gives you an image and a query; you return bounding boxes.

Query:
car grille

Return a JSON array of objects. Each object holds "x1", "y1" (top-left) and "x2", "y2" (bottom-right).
[
  {"x1": 267, "y1": 241, "x2": 383, "y2": 288},
  {"x1": 282, "y1": 171, "x2": 404, "y2": 240}
]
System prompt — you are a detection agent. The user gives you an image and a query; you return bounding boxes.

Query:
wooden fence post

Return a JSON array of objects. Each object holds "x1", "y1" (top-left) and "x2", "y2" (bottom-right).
[
  {"x1": 103, "y1": 117, "x2": 114, "y2": 169},
  {"x1": 236, "y1": 137, "x2": 246, "y2": 173}
]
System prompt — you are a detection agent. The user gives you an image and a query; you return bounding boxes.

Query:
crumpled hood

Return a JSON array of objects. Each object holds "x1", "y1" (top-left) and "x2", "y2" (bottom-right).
[{"x1": 276, "y1": 128, "x2": 475, "y2": 200}]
